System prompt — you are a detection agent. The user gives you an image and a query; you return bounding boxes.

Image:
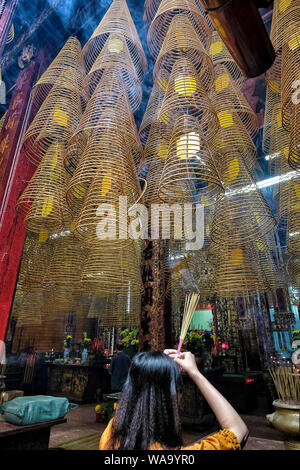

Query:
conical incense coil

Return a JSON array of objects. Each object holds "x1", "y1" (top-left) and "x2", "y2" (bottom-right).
[
  {"x1": 281, "y1": 25, "x2": 300, "y2": 130},
  {"x1": 211, "y1": 111, "x2": 257, "y2": 170},
  {"x1": 80, "y1": 240, "x2": 144, "y2": 296},
  {"x1": 210, "y1": 64, "x2": 259, "y2": 140},
  {"x1": 65, "y1": 69, "x2": 143, "y2": 171},
  {"x1": 210, "y1": 241, "x2": 270, "y2": 298},
  {"x1": 87, "y1": 294, "x2": 141, "y2": 328},
  {"x1": 153, "y1": 14, "x2": 214, "y2": 92},
  {"x1": 22, "y1": 84, "x2": 83, "y2": 166},
  {"x1": 286, "y1": 178, "x2": 300, "y2": 255},
  {"x1": 46, "y1": 233, "x2": 87, "y2": 289},
  {"x1": 16, "y1": 142, "x2": 71, "y2": 234},
  {"x1": 288, "y1": 102, "x2": 300, "y2": 171},
  {"x1": 20, "y1": 234, "x2": 53, "y2": 293},
  {"x1": 138, "y1": 70, "x2": 168, "y2": 145},
  {"x1": 278, "y1": 161, "x2": 300, "y2": 224},
  {"x1": 66, "y1": 126, "x2": 141, "y2": 218},
  {"x1": 32, "y1": 37, "x2": 85, "y2": 109},
  {"x1": 208, "y1": 30, "x2": 245, "y2": 86},
  {"x1": 143, "y1": 0, "x2": 162, "y2": 24},
  {"x1": 265, "y1": 102, "x2": 290, "y2": 178},
  {"x1": 251, "y1": 235, "x2": 285, "y2": 290},
  {"x1": 157, "y1": 58, "x2": 219, "y2": 141},
  {"x1": 270, "y1": 0, "x2": 300, "y2": 53},
  {"x1": 84, "y1": 33, "x2": 142, "y2": 113},
  {"x1": 72, "y1": 148, "x2": 142, "y2": 248},
  {"x1": 13, "y1": 292, "x2": 43, "y2": 326},
  {"x1": 262, "y1": 80, "x2": 282, "y2": 155},
  {"x1": 211, "y1": 151, "x2": 276, "y2": 246},
  {"x1": 82, "y1": 0, "x2": 147, "y2": 78},
  {"x1": 287, "y1": 256, "x2": 300, "y2": 289},
  {"x1": 147, "y1": 0, "x2": 211, "y2": 59},
  {"x1": 158, "y1": 114, "x2": 223, "y2": 205}
]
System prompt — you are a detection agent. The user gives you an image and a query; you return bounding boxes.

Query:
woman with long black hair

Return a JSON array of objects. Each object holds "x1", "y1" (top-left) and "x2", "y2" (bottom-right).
[{"x1": 99, "y1": 349, "x2": 248, "y2": 450}]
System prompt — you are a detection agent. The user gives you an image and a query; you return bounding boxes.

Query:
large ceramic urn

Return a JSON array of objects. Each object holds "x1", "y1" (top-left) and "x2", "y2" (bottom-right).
[{"x1": 267, "y1": 400, "x2": 300, "y2": 450}]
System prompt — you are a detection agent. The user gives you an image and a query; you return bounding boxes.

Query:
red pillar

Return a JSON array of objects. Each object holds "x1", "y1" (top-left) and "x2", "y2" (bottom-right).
[{"x1": 0, "y1": 56, "x2": 43, "y2": 341}]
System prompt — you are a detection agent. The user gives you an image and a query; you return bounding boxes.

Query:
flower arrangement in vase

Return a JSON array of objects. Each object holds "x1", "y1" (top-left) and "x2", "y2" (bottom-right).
[{"x1": 120, "y1": 328, "x2": 139, "y2": 357}]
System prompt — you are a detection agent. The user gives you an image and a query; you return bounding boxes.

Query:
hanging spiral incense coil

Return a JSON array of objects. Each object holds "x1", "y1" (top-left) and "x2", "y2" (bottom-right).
[
  {"x1": 265, "y1": 103, "x2": 290, "y2": 178},
  {"x1": 158, "y1": 114, "x2": 223, "y2": 205},
  {"x1": 270, "y1": 0, "x2": 300, "y2": 53},
  {"x1": 286, "y1": 174, "x2": 300, "y2": 255},
  {"x1": 72, "y1": 143, "x2": 142, "y2": 248},
  {"x1": 153, "y1": 14, "x2": 214, "y2": 92},
  {"x1": 287, "y1": 256, "x2": 300, "y2": 289},
  {"x1": 211, "y1": 111, "x2": 257, "y2": 170},
  {"x1": 64, "y1": 69, "x2": 143, "y2": 173},
  {"x1": 32, "y1": 37, "x2": 85, "y2": 109},
  {"x1": 139, "y1": 70, "x2": 168, "y2": 146},
  {"x1": 17, "y1": 141, "x2": 71, "y2": 235},
  {"x1": 253, "y1": 235, "x2": 284, "y2": 290},
  {"x1": 20, "y1": 234, "x2": 53, "y2": 293},
  {"x1": 211, "y1": 151, "x2": 276, "y2": 246},
  {"x1": 288, "y1": 102, "x2": 300, "y2": 170},
  {"x1": 278, "y1": 158, "x2": 300, "y2": 225},
  {"x1": 22, "y1": 83, "x2": 83, "y2": 167},
  {"x1": 87, "y1": 294, "x2": 141, "y2": 328},
  {"x1": 157, "y1": 58, "x2": 219, "y2": 141},
  {"x1": 210, "y1": 241, "x2": 270, "y2": 298},
  {"x1": 281, "y1": 25, "x2": 300, "y2": 131},
  {"x1": 143, "y1": 0, "x2": 162, "y2": 24},
  {"x1": 80, "y1": 240, "x2": 144, "y2": 296},
  {"x1": 66, "y1": 126, "x2": 141, "y2": 218},
  {"x1": 13, "y1": 293, "x2": 43, "y2": 326},
  {"x1": 147, "y1": 0, "x2": 211, "y2": 59},
  {"x1": 82, "y1": 0, "x2": 147, "y2": 79},
  {"x1": 208, "y1": 30, "x2": 245, "y2": 86},
  {"x1": 210, "y1": 64, "x2": 259, "y2": 140},
  {"x1": 262, "y1": 80, "x2": 282, "y2": 155},
  {"x1": 46, "y1": 233, "x2": 87, "y2": 290},
  {"x1": 84, "y1": 33, "x2": 142, "y2": 113}
]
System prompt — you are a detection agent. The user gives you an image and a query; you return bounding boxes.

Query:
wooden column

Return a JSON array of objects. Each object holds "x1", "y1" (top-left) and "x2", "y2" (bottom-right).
[
  {"x1": 0, "y1": 56, "x2": 44, "y2": 341},
  {"x1": 140, "y1": 240, "x2": 171, "y2": 351}
]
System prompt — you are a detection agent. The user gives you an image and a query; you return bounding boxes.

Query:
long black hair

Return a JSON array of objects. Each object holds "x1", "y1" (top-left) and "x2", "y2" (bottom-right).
[{"x1": 107, "y1": 351, "x2": 183, "y2": 450}]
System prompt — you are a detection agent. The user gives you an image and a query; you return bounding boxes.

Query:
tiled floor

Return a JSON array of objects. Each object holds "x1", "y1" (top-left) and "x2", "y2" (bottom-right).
[{"x1": 49, "y1": 403, "x2": 285, "y2": 450}]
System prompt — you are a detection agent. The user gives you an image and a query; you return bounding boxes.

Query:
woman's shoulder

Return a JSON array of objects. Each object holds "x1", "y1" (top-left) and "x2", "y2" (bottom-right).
[{"x1": 181, "y1": 429, "x2": 241, "y2": 451}]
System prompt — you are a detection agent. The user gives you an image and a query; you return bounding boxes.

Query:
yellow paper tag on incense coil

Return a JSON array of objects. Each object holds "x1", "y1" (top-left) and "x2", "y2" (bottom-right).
[
  {"x1": 283, "y1": 147, "x2": 290, "y2": 160},
  {"x1": 101, "y1": 174, "x2": 112, "y2": 196},
  {"x1": 279, "y1": 0, "x2": 292, "y2": 13},
  {"x1": 288, "y1": 33, "x2": 300, "y2": 51},
  {"x1": 157, "y1": 143, "x2": 168, "y2": 159},
  {"x1": 53, "y1": 108, "x2": 68, "y2": 126},
  {"x1": 224, "y1": 158, "x2": 240, "y2": 182},
  {"x1": 231, "y1": 248, "x2": 243, "y2": 266},
  {"x1": 209, "y1": 41, "x2": 223, "y2": 56},
  {"x1": 174, "y1": 75, "x2": 197, "y2": 95},
  {"x1": 276, "y1": 111, "x2": 283, "y2": 127},
  {"x1": 41, "y1": 196, "x2": 54, "y2": 217},
  {"x1": 294, "y1": 183, "x2": 300, "y2": 200},
  {"x1": 39, "y1": 230, "x2": 48, "y2": 243},
  {"x1": 218, "y1": 112, "x2": 234, "y2": 128},
  {"x1": 215, "y1": 73, "x2": 230, "y2": 92}
]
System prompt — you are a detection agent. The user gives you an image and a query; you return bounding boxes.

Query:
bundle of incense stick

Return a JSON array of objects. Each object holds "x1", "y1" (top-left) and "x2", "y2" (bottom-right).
[
  {"x1": 177, "y1": 292, "x2": 200, "y2": 354},
  {"x1": 269, "y1": 366, "x2": 300, "y2": 404}
]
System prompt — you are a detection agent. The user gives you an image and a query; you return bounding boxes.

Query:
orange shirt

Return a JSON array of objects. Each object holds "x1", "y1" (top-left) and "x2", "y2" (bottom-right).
[{"x1": 99, "y1": 419, "x2": 241, "y2": 450}]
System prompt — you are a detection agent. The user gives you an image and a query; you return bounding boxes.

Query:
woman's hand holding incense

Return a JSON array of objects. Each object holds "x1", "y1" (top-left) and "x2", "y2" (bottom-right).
[
  {"x1": 164, "y1": 348, "x2": 249, "y2": 445},
  {"x1": 164, "y1": 349, "x2": 198, "y2": 376}
]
